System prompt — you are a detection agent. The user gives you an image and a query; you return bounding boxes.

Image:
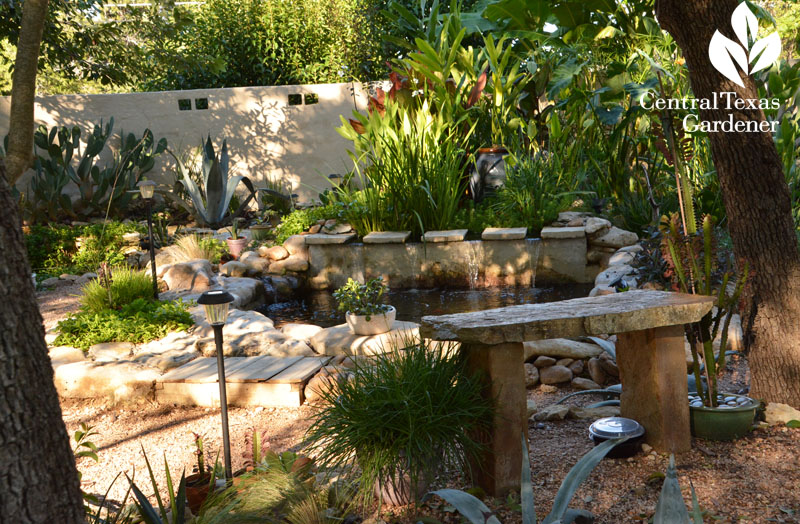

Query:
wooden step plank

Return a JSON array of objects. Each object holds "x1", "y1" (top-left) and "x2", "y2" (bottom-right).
[
  {"x1": 160, "y1": 357, "x2": 217, "y2": 383},
  {"x1": 221, "y1": 357, "x2": 257, "y2": 375},
  {"x1": 268, "y1": 356, "x2": 331, "y2": 384},
  {"x1": 228, "y1": 356, "x2": 302, "y2": 383},
  {"x1": 156, "y1": 381, "x2": 304, "y2": 408}
]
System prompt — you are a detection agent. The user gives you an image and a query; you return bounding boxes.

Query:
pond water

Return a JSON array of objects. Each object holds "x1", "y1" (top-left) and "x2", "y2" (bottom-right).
[{"x1": 257, "y1": 284, "x2": 593, "y2": 328}]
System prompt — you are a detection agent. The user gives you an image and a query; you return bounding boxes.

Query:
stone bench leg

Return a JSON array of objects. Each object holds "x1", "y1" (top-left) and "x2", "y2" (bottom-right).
[
  {"x1": 616, "y1": 324, "x2": 691, "y2": 453},
  {"x1": 462, "y1": 342, "x2": 526, "y2": 496}
]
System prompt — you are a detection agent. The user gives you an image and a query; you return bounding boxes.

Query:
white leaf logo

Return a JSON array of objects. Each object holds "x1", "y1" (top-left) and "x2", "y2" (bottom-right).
[{"x1": 707, "y1": 3, "x2": 781, "y2": 87}]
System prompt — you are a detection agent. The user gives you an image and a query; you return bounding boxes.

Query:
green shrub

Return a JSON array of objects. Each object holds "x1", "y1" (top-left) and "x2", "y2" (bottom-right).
[
  {"x1": 305, "y1": 339, "x2": 493, "y2": 505},
  {"x1": 24, "y1": 221, "x2": 144, "y2": 275},
  {"x1": 492, "y1": 151, "x2": 588, "y2": 235},
  {"x1": 273, "y1": 205, "x2": 339, "y2": 244},
  {"x1": 81, "y1": 266, "x2": 154, "y2": 312},
  {"x1": 54, "y1": 299, "x2": 194, "y2": 350}
]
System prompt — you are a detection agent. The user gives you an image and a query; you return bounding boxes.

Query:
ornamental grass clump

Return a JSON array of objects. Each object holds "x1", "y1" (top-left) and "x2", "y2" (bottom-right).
[
  {"x1": 81, "y1": 265, "x2": 154, "y2": 312},
  {"x1": 304, "y1": 339, "x2": 493, "y2": 506}
]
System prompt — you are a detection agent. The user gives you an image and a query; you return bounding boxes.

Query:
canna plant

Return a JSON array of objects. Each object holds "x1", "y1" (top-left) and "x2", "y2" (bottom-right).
[
  {"x1": 167, "y1": 136, "x2": 256, "y2": 229},
  {"x1": 661, "y1": 214, "x2": 748, "y2": 407}
]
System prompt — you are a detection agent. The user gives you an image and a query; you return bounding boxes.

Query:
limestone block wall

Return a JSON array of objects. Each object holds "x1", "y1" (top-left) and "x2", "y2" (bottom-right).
[
  {"x1": 0, "y1": 82, "x2": 373, "y2": 202},
  {"x1": 307, "y1": 234, "x2": 598, "y2": 290}
]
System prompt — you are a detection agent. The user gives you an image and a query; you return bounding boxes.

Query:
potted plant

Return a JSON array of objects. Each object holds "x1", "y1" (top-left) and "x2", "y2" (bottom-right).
[
  {"x1": 333, "y1": 277, "x2": 396, "y2": 335},
  {"x1": 662, "y1": 214, "x2": 755, "y2": 440},
  {"x1": 225, "y1": 220, "x2": 248, "y2": 259},
  {"x1": 305, "y1": 340, "x2": 493, "y2": 507},
  {"x1": 185, "y1": 433, "x2": 217, "y2": 513},
  {"x1": 470, "y1": 34, "x2": 529, "y2": 201}
]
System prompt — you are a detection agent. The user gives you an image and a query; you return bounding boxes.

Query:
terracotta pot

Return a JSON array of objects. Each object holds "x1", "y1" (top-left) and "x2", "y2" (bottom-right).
[
  {"x1": 185, "y1": 472, "x2": 213, "y2": 514},
  {"x1": 374, "y1": 470, "x2": 428, "y2": 507},
  {"x1": 346, "y1": 306, "x2": 396, "y2": 335},
  {"x1": 226, "y1": 236, "x2": 249, "y2": 259}
]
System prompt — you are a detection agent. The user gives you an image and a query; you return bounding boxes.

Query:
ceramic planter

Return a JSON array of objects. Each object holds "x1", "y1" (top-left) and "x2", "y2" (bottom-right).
[
  {"x1": 249, "y1": 224, "x2": 272, "y2": 241},
  {"x1": 346, "y1": 306, "x2": 396, "y2": 335},
  {"x1": 226, "y1": 236, "x2": 249, "y2": 260},
  {"x1": 185, "y1": 472, "x2": 213, "y2": 513},
  {"x1": 689, "y1": 392, "x2": 757, "y2": 441},
  {"x1": 373, "y1": 469, "x2": 428, "y2": 506}
]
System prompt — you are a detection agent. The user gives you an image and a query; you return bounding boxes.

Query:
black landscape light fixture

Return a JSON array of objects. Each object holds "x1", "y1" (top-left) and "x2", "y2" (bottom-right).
[
  {"x1": 137, "y1": 180, "x2": 159, "y2": 300},
  {"x1": 197, "y1": 289, "x2": 236, "y2": 481}
]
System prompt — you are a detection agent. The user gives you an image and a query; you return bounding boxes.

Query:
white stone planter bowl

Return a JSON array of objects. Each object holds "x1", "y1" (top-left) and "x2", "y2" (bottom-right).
[{"x1": 346, "y1": 306, "x2": 396, "y2": 335}]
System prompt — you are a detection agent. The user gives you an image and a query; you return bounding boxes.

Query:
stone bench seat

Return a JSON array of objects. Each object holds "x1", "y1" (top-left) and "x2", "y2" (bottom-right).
[{"x1": 419, "y1": 290, "x2": 714, "y2": 496}]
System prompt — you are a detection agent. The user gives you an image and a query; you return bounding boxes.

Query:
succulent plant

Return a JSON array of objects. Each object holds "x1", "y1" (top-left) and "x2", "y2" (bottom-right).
[{"x1": 167, "y1": 136, "x2": 256, "y2": 229}]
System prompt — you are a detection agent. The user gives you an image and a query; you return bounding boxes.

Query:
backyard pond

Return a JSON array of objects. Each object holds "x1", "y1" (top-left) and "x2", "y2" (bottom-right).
[{"x1": 257, "y1": 283, "x2": 594, "y2": 328}]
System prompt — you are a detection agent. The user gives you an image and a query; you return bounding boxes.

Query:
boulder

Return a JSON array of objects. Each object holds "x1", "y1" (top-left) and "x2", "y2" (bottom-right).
[
  {"x1": 163, "y1": 260, "x2": 216, "y2": 292},
  {"x1": 89, "y1": 342, "x2": 135, "y2": 362},
  {"x1": 260, "y1": 245, "x2": 289, "y2": 261},
  {"x1": 221, "y1": 261, "x2": 248, "y2": 277},
  {"x1": 588, "y1": 285, "x2": 616, "y2": 297},
  {"x1": 526, "y1": 399, "x2": 538, "y2": 418},
  {"x1": 557, "y1": 211, "x2": 592, "y2": 223},
  {"x1": 594, "y1": 265, "x2": 634, "y2": 287},
  {"x1": 556, "y1": 358, "x2": 574, "y2": 367},
  {"x1": 75, "y1": 272, "x2": 97, "y2": 285},
  {"x1": 568, "y1": 405, "x2": 621, "y2": 420},
  {"x1": 571, "y1": 377, "x2": 602, "y2": 390},
  {"x1": 587, "y1": 357, "x2": 607, "y2": 385},
  {"x1": 304, "y1": 372, "x2": 338, "y2": 403},
  {"x1": 616, "y1": 244, "x2": 643, "y2": 253},
  {"x1": 242, "y1": 256, "x2": 271, "y2": 275},
  {"x1": 599, "y1": 357, "x2": 619, "y2": 378},
  {"x1": 271, "y1": 275, "x2": 300, "y2": 297},
  {"x1": 281, "y1": 323, "x2": 324, "y2": 343},
  {"x1": 59, "y1": 273, "x2": 80, "y2": 281},
  {"x1": 308, "y1": 224, "x2": 322, "y2": 234},
  {"x1": 764, "y1": 403, "x2": 800, "y2": 425},
  {"x1": 533, "y1": 404, "x2": 570, "y2": 421},
  {"x1": 309, "y1": 321, "x2": 420, "y2": 356},
  {"x1": 239, "y1": 251, "x2": 261, "y2": 265},
  {"x1": 524, "y1": 339, "x2": 603, "y2": 360},
  {"x1": 607, "y1": 251, "x2": 635, "y2": 266},
  {"x1": 41, "y1": 276, "x2": 69, "y2": 288},
  {"x1": 269, "y1": 255, "x2": 309, "y2": 274},
  {"x1": 54, "y1": 361, "x2": 160, "y2": 401},
  {"x1": 584, "y1": 217, "x2": 612, "y2": 235},
  {"x1": 49, "y1": 346, "x2": 86, "y2": 368},
  {"x1": 540, "y1": 365, "x2": 573, "y2": 384},
  {"x1": 283, "y1": 235, "x2": 308, "y2": 259},
  {"x1": 533, "y1": 356, "x2": 556, "y2": 368},
  {"x1": 568, "y1": 360, "x2": 584, "y2": 375},
  {"x1": 524, "y1": 363, "x2": 539, "y2": 388},
  {"x1": 132, "y1": 331, "x2": 199, "y2": 371},
  {"x1": 590, "y1": 226, "x2": 638, "y2": 249}
]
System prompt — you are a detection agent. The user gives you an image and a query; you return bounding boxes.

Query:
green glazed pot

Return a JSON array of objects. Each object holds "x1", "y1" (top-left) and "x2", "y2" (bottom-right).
[{"x1": 689, "y1": 393, "x2": 756, "y2": 441}]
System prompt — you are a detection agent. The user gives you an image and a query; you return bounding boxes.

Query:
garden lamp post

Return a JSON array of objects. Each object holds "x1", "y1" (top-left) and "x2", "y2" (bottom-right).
[
  {"x1": 137, "y1": 180, "x2": 158, "y2": 300},
  {"x1": 197, "y1": 289, "x2": 235, "y2": 481}
]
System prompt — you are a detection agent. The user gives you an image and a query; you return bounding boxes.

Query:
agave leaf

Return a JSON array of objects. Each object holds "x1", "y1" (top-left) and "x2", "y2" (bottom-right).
[
  {"x1": 168, "y1": 150, "x2": 209, "y2": 224},
  {"x1": 653, "y1": 455, "x2": 689, "y2": 523},
  {"x1": 128, "y1": 476, "x2": 164, "y2": 524},
  {"x1": 426, "y1": 489, "x2": 502, "y2": 524},
  {"x1": 689, "y1": 482, "x2": 703, "y2": 524},
  {"x1": 521, "y1": 433, "x2": 536, "y2": 524},
  {"x1": 543, "y1": 437, "x2": 626, "y2": 523},
  {"x1": 585, "y1": 336, "x2": 616, "y2": 360},
  {"x1": 204, "y1": 157, "x2": 224, "y2": 225}
]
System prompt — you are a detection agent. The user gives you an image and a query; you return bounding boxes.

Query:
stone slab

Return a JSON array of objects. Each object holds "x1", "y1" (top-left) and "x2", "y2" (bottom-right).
[
  {"x1": 54, "y1": 361, "x2": 160, "y2": 401},
  {"x1": 523, "y1": 338, "x2": 603, "y2": 360},
  {"x1": 309, "y1": 321, "x2": 420, "y2": 355},
  {"x1": 617, "y1": 325, "x2": 691, "y2": 453},
  {"x1": 420, "y1": 290, "x2": 715, "y2": 345},
  {"x1": 423, "y1": 229, "x2": 468, "y2": 242},
  {"x1": 304, "y1": 233, "x2": 357, "y2": 245},
  {"x1": 363, "y1": 231, "x2": 411, "y2": 244},
  {"x1": 540, "y1": 226, "x2": 586, "y2": 239},
  {"x1": 481, "y1": 227, "x2": 527, "y2": 240}
]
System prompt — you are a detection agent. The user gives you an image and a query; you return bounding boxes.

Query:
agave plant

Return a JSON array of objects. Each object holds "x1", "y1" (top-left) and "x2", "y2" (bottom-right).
[
  {"x1": 424, "y1": 433, "x2": 626, "y2": 524},
  {"x1": 167, "y1": 136, "x2": 256, "y2": 229}
]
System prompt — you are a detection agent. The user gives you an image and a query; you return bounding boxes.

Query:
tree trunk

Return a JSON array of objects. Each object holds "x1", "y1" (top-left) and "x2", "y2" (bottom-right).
[
  {"x1": 6, "y1": 0, "x2": 49, "y2": 185},
  {"x1": 656, "y1": 0, "x2": 800, "y2": 406},
  {"x1": 0, "y1": 161, "x2": 84, "y2": 520}
]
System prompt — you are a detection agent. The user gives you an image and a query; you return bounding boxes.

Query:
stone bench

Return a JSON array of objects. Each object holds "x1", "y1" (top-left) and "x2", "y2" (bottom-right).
[{"x1": 419, "y1": 290, "x2": 714, "y2": 496}]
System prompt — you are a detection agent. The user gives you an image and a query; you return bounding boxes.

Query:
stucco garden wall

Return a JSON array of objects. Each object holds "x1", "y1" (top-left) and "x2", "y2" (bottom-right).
[{"x1": 0, "y1": 82, "x2": 373, "y2": 202}]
